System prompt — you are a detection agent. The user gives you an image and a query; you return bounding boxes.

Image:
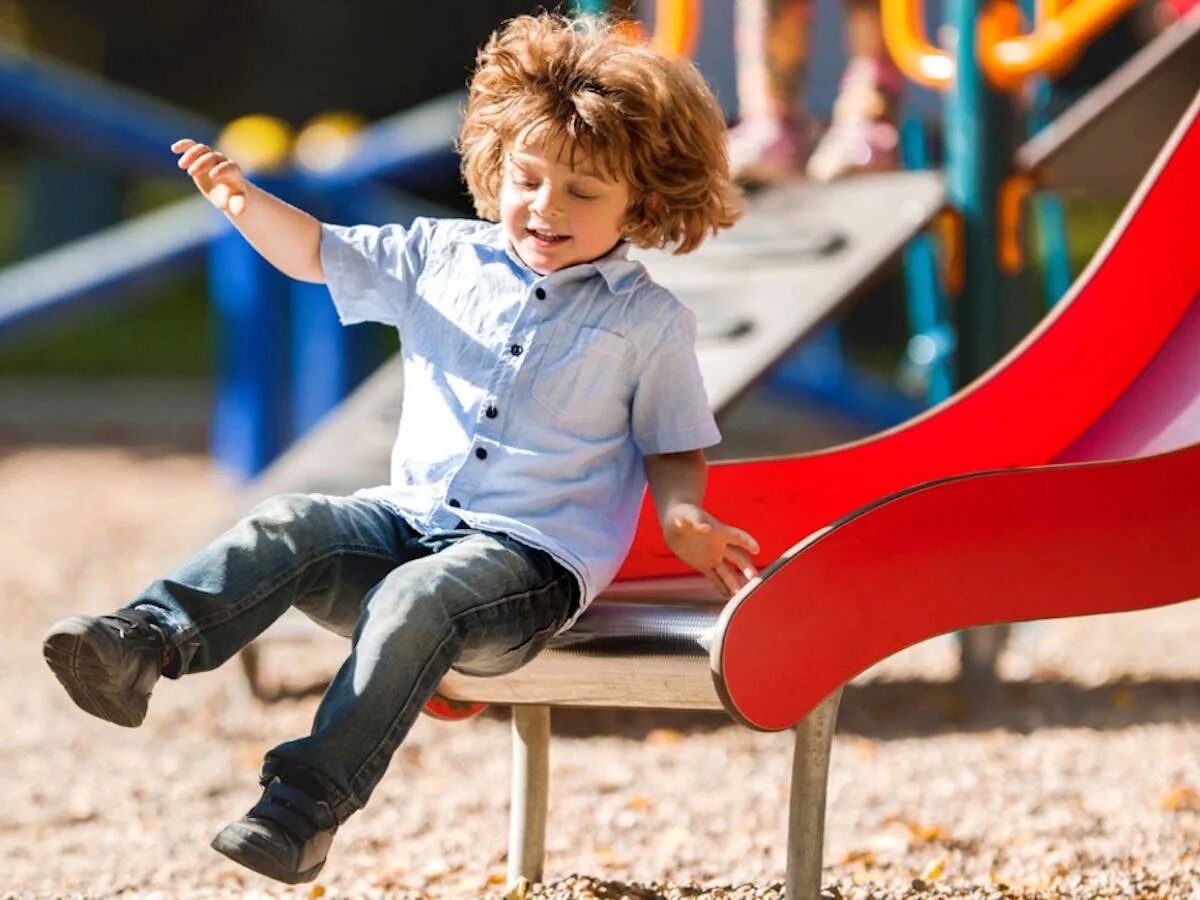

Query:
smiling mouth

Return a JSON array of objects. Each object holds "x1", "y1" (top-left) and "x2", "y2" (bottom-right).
[{"x1": 527, "y1": 227, "x2": 570, "y2": 244}]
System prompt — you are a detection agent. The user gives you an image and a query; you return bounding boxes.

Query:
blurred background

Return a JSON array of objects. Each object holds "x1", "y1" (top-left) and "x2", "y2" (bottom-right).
[
  {"x1": 2, "y1": 2, "x2": 1200, "y2": 897},
  {"x1": 0, "y1": 0, "x2": 1164, "y2": 465}
]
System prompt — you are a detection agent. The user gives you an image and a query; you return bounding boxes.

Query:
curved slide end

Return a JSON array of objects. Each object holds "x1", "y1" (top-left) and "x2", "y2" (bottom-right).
[{"x1": 712, "y1": 443, "x2": 1200, "y2": 732}]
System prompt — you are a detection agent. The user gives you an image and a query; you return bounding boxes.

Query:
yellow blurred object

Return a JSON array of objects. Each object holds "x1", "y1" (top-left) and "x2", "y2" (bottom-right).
[
  {"x1": 296, "y1": 111, "x2": 367, "y2": 173},
  {"x1": 216, "y1": 115, "x2": 294, "y2": 174},
  {"x1": 978, "y1": 0, "x2": 1140, "y2": 90},
  {"x1": 882, "y1": 0, "x2": 955, "y2": 89},
  {"x1": 1163, "y1": 786, "x2": 1200, "y2": 812},
  {"x1": 999, "y1": 172, "x2": 1036, "y2": 273},
  {"x1": 652, "y1": 0, "x2": 701, "y2": 56},
  {"x1": 934, "y1": 208, "x2": 965, "y2": 297},
  {"x1": 921, "y1": 855, "x2": 948, "y2": 881},
  {"x1": 609, "y1": 0, "x2": 701, "y2": 57}
]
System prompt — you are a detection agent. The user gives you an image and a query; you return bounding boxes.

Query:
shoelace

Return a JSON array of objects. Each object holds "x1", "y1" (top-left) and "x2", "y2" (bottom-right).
[{"x1": 101, "y1": 611, "x2": 164, "y2": 642}]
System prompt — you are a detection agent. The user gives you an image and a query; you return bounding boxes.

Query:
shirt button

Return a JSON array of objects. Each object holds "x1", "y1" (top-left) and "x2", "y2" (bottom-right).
[
  {"x1": 509, "y1": 344, "x2": 523, "y2": 357},
  {"x1": 535, "y1": 287, "x2": 546, "y2": 300},
  {"x1": 448, "y1": 498, "x2": 461, "y2": 508},
  {"x1": 485, "y1": 405, "x2": 498, "y2": 419},
  {"x1": 475, "y1": 447, "x2": 488, "y2": 460}
]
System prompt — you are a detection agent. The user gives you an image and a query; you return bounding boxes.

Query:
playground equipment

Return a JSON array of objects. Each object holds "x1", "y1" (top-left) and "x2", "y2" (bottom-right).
[
  {"x1": 4, "y1": 2, "x2": 1198, "y2": 891},
  {"x1": 228, "y1": 0, "x2": 1199, "y2": 891},
  {"x1": 428, "y1": 92, "x2": 1200, "y2": 894},
  {"x1": 0, "y1": 40, "x2": 460, "y2": 477}
]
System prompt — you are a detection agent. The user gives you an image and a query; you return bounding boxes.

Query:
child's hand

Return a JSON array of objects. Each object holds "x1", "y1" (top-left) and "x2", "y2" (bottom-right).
[
  {"x1": 171, "y1": 139, "x2": 249, "y2": 217},
  {"x1": 663, "y1": 504, "x2": 760, "y2": 597}
]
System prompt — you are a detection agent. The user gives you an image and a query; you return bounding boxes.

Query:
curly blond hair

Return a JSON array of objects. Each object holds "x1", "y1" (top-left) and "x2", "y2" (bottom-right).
[{"x1": 459, "y1": 14, "x2": 741, "y2": 255}]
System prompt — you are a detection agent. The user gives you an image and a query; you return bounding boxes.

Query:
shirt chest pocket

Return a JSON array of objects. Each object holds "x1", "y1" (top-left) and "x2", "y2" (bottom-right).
[{"x1": 532, "y1": 322, "x2": 631, "y2": 426}]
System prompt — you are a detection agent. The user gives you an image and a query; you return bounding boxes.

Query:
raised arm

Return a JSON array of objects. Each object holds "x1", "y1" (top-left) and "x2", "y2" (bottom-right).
[
  {"x1": 172, "y1": 139, "x2": 324, "y2": 283},
  {"x1": 643, "y1": 449, "x2": 761, "y2": 596}
]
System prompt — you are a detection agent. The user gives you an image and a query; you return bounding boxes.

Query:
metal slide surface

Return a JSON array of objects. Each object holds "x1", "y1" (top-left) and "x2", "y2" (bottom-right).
[{"x1": 617, "y1": 92, "x2": 1200, "y2": 582}]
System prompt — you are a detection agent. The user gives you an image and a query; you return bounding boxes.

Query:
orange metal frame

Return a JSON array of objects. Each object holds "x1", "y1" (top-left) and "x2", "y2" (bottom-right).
[
  {"x1": 978, "y1": 0, "x2": 1142, "y2": 90},
  {"x1": 617, "y1": 0, "x2": 702, "y2": 57},
  {"x1": 883, "y1": 0, "x2": 1140, "y2": 89}
]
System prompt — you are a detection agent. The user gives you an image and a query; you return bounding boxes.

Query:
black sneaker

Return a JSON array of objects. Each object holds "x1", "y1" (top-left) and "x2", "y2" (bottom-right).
[
  {"x1": 211, "y1": 777, "x2": 338, "y2": 884},
  {"x1": 42, "y1": 608, "x2": 169, "y2": 727}
]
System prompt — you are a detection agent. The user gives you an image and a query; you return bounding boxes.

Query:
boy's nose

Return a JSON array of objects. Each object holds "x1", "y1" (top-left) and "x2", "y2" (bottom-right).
[{"x1": 531, "y1": 185, "x2": 563, "y2": 218}]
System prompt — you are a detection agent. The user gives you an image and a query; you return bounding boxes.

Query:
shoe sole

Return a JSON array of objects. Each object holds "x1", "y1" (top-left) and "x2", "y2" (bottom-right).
[
  {"x1": 211, "y1": 828, "x2": 326, "y2": 884},
  {"x1": 42, "y1": 615, "x2": 147, "y2": 728}
]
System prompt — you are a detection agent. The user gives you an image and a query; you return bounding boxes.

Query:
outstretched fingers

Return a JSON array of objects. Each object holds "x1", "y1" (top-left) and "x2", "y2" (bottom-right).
[
  {"x1": 173, "y1": 140, "x2": 214, "y2": 170},
  {"x1": 171, "y1": 138, "x2": 247, "y2": 216}
]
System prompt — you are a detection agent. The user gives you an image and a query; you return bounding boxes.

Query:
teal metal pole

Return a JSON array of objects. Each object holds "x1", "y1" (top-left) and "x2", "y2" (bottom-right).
[
  {"x1": 1027, "y1": 78, "x2": 1073, "y2": 308},
  {"x1": 943, "y1": 0, "x2": 1004, "y2": 381}
]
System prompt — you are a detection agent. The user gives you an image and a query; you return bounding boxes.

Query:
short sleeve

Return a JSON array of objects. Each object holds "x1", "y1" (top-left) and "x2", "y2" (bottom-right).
[
  {"x1": 630, "y1": 306, "x2": 721, "y2": 456},
  {"x1": 319, "y1": 217, "x2": 435, "y2": 328}
]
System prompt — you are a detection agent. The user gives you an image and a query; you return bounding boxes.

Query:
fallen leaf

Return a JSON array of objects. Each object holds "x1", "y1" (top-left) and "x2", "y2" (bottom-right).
[
  {"x1": 907, "y1": 821, "x2": 948, "y2": 844},
  {"x1": 1162, "y1": 786, "x2": 1200, "y2": 812},
  {"x1": 626, "y1": 793, "x2": 654, "y2": 810},
  {"x1": 921, "y1": 855, "x2": 947, "y2": 881},
  {"x1": 841, "y1": 849, "x2": 877, "y2": 866},
  {"x1": 308, "y1": 886, "x2": 326, "y2": 899}
]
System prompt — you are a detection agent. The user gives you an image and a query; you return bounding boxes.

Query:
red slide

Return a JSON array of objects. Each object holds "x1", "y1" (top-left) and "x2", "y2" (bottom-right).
[
  {"x1": 616, "y1": 92, "x2": 1200, "y2": 582},
  {"x1": 705, "y1": 94, "x2": 1200, "y2": 731},
  {"x1": 714, "y1": 441, "x2": 1200, "y2": 730}
]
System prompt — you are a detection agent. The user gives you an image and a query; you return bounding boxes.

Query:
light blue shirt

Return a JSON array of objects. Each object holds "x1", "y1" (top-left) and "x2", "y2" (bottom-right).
[{"x1": 319, "y1": 217, "x2": 720, "y2": 622}]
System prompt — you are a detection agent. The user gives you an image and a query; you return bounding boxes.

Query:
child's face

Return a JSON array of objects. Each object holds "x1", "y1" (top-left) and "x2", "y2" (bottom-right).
[{"x1": 500, "y1": 132, "x2": 633, "y2": 274}]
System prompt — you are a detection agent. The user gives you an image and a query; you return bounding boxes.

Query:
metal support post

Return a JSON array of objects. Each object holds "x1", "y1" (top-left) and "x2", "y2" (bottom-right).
[
  {"x1": 944, "y1": 0, "x2": 1006, "y2": 381},
  {"x1": 289, "y1": 279, "x2": 380, "y2": 438},
  {"x1": 786, "y1": 688, "x2": 843, "y2": 898},
  {"x1": 900, "y1": 116, "x2": 957, "y2": 405},
  {"x1": 209, "y1": 202, "x2": 291, "y2": 479},
  {"x1": 507, "y1": 704, "x2": 551, "y2": 889}
]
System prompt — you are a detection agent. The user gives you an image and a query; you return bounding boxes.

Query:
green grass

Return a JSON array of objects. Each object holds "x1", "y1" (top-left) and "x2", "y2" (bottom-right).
[{"x1": 0, "y1": 272, "x2": 213, "y2": 377}]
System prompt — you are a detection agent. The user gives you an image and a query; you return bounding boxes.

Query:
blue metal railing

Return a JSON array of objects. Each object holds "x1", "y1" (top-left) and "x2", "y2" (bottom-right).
[{"x1": 0, "y1": 37, "x2": 460, "y2": 477}]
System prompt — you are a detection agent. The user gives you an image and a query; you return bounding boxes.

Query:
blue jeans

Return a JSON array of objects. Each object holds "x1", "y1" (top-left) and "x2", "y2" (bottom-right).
[{"x1": 127, "y1": 493, "x2": 578, "y2": 823}]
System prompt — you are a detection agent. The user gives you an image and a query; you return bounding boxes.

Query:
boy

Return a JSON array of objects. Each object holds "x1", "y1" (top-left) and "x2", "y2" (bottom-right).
[{"x1": 42, "y1": 13, "x2": 760, "y2": 885}]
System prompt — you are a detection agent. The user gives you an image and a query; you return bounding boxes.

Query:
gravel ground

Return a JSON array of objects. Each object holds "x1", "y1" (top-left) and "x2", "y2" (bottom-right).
[{"x1": 3, "y1": 440, "x2": 1200, "y2": 899}]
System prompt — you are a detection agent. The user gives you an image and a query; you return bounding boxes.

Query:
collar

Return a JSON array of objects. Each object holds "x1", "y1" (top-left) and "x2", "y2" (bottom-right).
[{"x1": 459, "y1": 222, "x2": 646, "y2": 295}]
